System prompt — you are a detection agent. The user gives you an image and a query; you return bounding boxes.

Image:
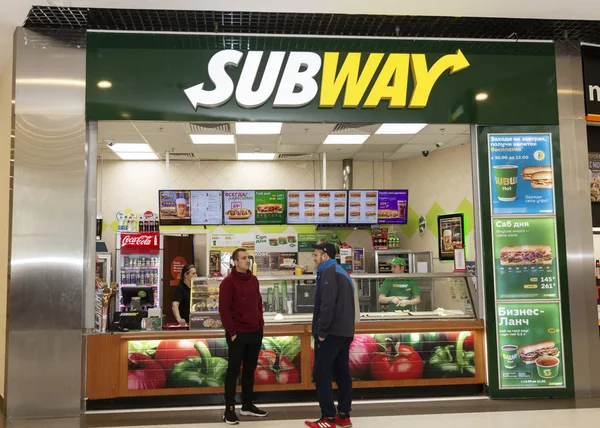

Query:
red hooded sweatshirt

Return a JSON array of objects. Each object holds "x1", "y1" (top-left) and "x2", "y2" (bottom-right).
[{"x1": 219, "y1": 269, "x2": 264, "y2": 337}]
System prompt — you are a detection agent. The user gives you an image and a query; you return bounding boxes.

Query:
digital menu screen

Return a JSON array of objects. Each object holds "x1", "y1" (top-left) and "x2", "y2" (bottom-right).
[
  {"x1": 190, "y1": 191, "x2": 223, "y2": 225},
  {"x1": 255, "y1": 190, "x2": 286, "y2": 225},
  {"x1": 223, "y1": 191, "x2": 256, "y2": 225},
  {"x1": 347, "y1": 190, "x2": 379, "y2": 224},
  {"x1": 159, "y1": 190, "x2": 191, "y2": 226},
  {"x1": 286, "y1": 190, "x2": 347, "y2": 224},
  {"x1": 377, "y1": 190, "x2": 409, "y2": 224}
]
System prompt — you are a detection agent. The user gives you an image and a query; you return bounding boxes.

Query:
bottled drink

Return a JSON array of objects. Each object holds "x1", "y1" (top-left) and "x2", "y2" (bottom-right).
[{"x1": 273, "y1": 283, "x2": 280, "y2": 312}]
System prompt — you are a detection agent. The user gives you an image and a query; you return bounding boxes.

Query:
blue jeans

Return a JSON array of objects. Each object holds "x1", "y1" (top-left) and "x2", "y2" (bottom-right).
[{"x1": 313, "y1": 334, "x2": 353, "y2": 418}]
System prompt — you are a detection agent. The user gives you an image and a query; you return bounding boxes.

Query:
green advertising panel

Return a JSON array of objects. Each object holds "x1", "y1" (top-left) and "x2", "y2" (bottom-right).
[
  {"x1": 496, "y1": 303, "x2": 565, "y2": 389},
  {"x1": 493, "y1": 217, "x2": 559, "y2": 300},
  {"x1": 255, "y1": 191, "x2": 286, "y2": 225},
  {"x1": 86, "y1": 33, "x2": 558, "y2": 124},
  {"x1": 298, "y1": 233, "x2": 341, "y2": 252}
]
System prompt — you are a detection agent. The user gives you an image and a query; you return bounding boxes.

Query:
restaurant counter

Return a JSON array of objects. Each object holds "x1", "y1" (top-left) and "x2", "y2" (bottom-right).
[{"x1": 86, "y1": 273, "x2": 486, "y2": 400}]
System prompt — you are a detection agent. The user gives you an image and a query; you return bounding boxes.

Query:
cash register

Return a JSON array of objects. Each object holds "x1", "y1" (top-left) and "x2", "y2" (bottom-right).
[{"x1": 111, "y1": 286, "x2": 154, "y2": 331}]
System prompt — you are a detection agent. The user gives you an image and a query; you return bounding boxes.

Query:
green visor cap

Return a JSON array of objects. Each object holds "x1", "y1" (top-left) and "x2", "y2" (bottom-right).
[{"x1": 388, "y1": 257, "x2": 407, "y2": 266}]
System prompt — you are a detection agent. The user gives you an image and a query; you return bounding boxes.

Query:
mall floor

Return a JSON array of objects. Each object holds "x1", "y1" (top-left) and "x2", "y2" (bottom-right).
[{"x1": 1, "y1": 397, "x2": 600, "y2": 428}]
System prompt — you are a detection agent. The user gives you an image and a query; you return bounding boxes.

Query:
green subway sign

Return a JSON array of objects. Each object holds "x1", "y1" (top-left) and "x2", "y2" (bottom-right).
[{"x1": 86, "y1": 33, "x2": 559, "y2": 124}]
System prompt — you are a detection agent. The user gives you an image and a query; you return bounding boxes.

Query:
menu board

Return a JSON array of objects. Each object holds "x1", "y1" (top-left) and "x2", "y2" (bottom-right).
[
  {"x1": 286, "y1": 191, "x2": 316, "y2": 224},
  {"x1": 316, "y1": 190, "x2": 347, "y2": 224},
  {"x1": 377, "y1": 190, "x2": 409, "y2": 224},
  {"x1": 255, "y1": 190, "x2": 286, "y2": 225},
  {"x1": 223, "y1": 191, "x2": 255, "y2": 225},
  {"x1": 190, "y1": 191, "x2": 223, "y2": 225},
  {"x1": 492, "y1": 218, "x2": 559, "y2": 300},
  {"x1": 348, "y1": 190, "x2": 379, "y2": 224},
  {"x1": 159, "y1": 190, "x2": 191, "y2": 225},
  {"x1": 496, "y1": 302, "x2": 565, "y2": 389},
  {"x1": 488, "y1": 134, "x2": 555, "y2": 215},
  {"x1": 589, "y1": 152, "x2": 600, "y2": 202}
]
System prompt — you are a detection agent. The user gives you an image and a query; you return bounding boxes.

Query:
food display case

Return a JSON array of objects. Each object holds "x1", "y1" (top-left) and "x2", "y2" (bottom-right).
[{"x1": 86, "y1": 272, "x2": 485, "y2": 401}]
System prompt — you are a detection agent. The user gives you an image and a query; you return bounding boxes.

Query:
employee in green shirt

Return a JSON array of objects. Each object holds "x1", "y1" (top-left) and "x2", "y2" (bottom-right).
[{"x1": 378, "y1": 258, "x2": 420, "y2": 311}]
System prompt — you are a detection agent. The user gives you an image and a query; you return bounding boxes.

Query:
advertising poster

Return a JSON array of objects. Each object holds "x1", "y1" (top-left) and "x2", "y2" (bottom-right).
[
  {"x1": 223, "y1": 191, "x2": 255, "y2": 225},
  {"x1": 255, "y1": 191, "x2": 286, "y2": 225},
  {"x1": 316, "y1": 190, "x2": 347, "y2": 224},
  {"x1": 190, "y1": 190, "x2": 223, "y2": 225},
  {"x1": 348, "y1": 190, "x2": 378, "y2": 224},
  {"x1": 377, "y1": 190, "x2": 409, "y2": 224},
  {"x1": 496, "y1": 303, "x2": 565, "y2": 389},
  {"x1": 159, "y1": 190, "x2": 191, "y2": 225},
  {"x1": 297, "y1": 233, "x2": 341, "y2": 252},
  {"x1": 255, "y1": 233, "x2": 298, "y2": 253},
  {"x1": 493, "y1": 218, "x2": 559, "y2": 300},
  {"x1": 488, "y1": 134, "x2": 555, "y2": 215},
  {"x1": 589, "y1": 152, "x2": 600, "y2": 202},
  {"x1": 287, "y1": 191, "x2": 317, "y2": 224},
  {"x1": 437, "y1": 213, "x2": 465, "y2": 261}
]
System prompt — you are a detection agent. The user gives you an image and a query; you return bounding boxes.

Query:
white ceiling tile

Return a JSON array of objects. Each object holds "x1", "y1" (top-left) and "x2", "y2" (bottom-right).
[
  {"x1": 357, "y1": 144, "x2": 399, "y2": 153},
  {"x1": 352, "y1": 152, "x2": 392, "y2": 161},
  {"x1": 132, "y1": 121, "x2": 188, "y2": 134},
  {"x1": 278, "y1": 144, "x2": 321, "y2": 153},
  {"x1": 282, "y1": 123, "x2": 335, "y2": 135},
  {"x1": 317, "y1": 145, "x2": 363, "y2": 154},
  {"x1": 417, "y1": 124, "x2": 469, "y2": 135},
  {"x1": 236, "y1": 135, "x2": 280, "y2": 144},
  {"x1": 144, "y1": 133, "x2": 193, "y2": 146},
  {"x1": 280, "y1": 134, "x2": 327, "y2": 145},
  {"x1": 365, "y1": 134, "x2": 413, "y2": 145},
  {"x1": 405, "y1": 133, "x2": 457, "y2": 144},
  {"x1": 151, "y1": 143, "x2": 193, "y2": 153},
  {"x1": 98, "y1": 121, "x2": 138, "y2": 134},
  {"x1": 395, "y1": 143, "x2": 440, "y2": 153}
]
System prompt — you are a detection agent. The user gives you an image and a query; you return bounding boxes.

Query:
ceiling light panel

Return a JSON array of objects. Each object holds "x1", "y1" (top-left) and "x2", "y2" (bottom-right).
[
  {"x1": 235, "y1": 122, "x2": 282, "y2": 135},
  {"x1": 375, "y1": 123, "x2": 427, "y2": 135},
  {"x1": 323, "y1": 134, "x2": 369, "y2": 145},
  {"x1": 237, "y1": 153, "x2": 276, "y2": 160},
  {"x1": 190, "y1": 134, "x2": 235, "y2": 144},
  {"x1": 108, "y1": 143, "x2": 153, "y2": 153},
  {"x1": 116, "y1": 152, "x2": 159, "y2": 160}
]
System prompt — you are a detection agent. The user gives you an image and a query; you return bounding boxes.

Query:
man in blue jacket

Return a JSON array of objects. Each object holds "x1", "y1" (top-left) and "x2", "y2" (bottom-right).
[{"x1": 305, "y1": 242, "x2": 358, "y2": 428}]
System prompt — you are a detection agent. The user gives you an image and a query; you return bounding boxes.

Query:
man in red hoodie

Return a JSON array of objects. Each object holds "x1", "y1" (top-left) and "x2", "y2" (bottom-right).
[{"x1": 219, "y1": 248, "x2": 267, "y2": 425}]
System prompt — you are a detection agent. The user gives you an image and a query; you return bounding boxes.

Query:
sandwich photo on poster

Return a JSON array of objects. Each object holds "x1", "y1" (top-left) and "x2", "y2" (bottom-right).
[
  {"x1": 496, "y1": 302, "x2": 565, "y2": 389},
  {"x1": 492, "y1": 217, "x2": 559, "y2": 300},
  {"x1": 159, "y1": 190, "x2": 191, "y2": 226},
  {"x1": 223, "y1": 191, "x2": 255, "y2": 225},
  {"x1": 437, "y1": 213, "x2": 465, "y2": 261},
  {"x1": 488, "y1": 133, "x2": 555, "y2": 215},
  {"x1": 255, "y1": 190, "x2": 286, "y2": 225}
]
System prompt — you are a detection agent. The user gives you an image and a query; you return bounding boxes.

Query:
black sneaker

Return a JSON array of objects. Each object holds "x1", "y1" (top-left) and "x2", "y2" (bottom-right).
[
  {"x1": 240, "y1": 404, "x2": 268, "y2": 417},
  {"x1": 223, "y1": 407, "x2": 240, "y2": 425}
]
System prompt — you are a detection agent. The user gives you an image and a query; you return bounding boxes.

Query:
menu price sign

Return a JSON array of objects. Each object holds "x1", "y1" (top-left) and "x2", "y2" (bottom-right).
[
  {"x1": 488, "y1": 134, "x2": 555, "y2": 215},
  {"x1": 316, "y1": 190, "x2": 347, "y2": 224},
  {"x1": 492, "y1": 217, "x2": 559, "y2": 300},
  {"x1": 190, "y1": 191, "x2": 223, "y2": 225},
  {"x1": 159, "y1": 190, "x2": 191, "y2": 225},
  {"x1": 348, "y1": 190, "x2": 378, "y2": 224},
  {"x1": 497, "y1": 303, "x2": 565, "y2": 389},
  {"x1": 223, "y1": 191, "x2": 255, "y2": 225},
  {"x1": 377, "y1": 190, "x2": 408, "y2": 224},
  {"x1": 255, "y1": 191, "x2": 286, "y2": 225}
]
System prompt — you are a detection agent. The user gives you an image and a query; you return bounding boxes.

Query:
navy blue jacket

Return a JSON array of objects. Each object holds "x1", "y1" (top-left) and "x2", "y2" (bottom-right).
[{"x1": 312, "y1": 259, "x2": 359, "y2": 339}]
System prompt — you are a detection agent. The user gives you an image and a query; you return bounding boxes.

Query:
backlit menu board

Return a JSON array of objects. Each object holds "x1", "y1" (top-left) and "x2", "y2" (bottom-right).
[
  {"x1": 190, "y1": 191, "x2": 223, "y2": 225},
  {"x1": 316, "y1": 190, "x2": 347, "y2": 224},
  {"x1": 255, "y1": 190, "x2": 286, "y2": 225},
  {"x1": 159, "y1": 190, "x2": 191, "y2": 226},
  {"x1": 286, "y1": 191, "x2": 317, "y2": 224},
  {"x1": 377, "y1": 190, "x2": 409, "y2": 224},
  {"x1": 348, "y1": 190, "x2": 379, "y2": 224},
  {"x1": 223, "y1": 191, "x2": 255, "y2": 225}
]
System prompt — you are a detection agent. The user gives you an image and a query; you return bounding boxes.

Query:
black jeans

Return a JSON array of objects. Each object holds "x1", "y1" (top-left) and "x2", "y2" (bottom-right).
[
  {"x1": 224, "y1": 329, "x2": 263, "y2": 407},
  {"x1": 313, "y1": 334, "x2": 353, "y2": 418}
]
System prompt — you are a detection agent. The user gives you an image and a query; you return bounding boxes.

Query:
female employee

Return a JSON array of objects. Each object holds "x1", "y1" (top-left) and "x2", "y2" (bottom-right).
[
  {"x1": 172, "y1": 264, "x2": 197, "y2": 325},
  {"x1": 378, "y1": 258, "x2": 420, "y2": 311}
]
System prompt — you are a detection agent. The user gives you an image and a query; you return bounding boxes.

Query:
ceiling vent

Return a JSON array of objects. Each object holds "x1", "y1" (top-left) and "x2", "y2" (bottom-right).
[
  {"x1": 187, "y1": 122, "x2": 232, "y2": 134},
  {"x1": 276, "y1": 153, "x2": 314, "y2": 161},
  {"x1": 332, "y1": 123, "x2": 379, "y2": 134},
  {"x1": 163, "y1": 152, "x2": 197, "y2": 160}
]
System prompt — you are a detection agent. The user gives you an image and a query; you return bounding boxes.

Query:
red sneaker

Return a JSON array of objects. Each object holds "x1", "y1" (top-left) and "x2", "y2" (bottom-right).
[
  {"x1": 304, "y1": 416, "x2": 336, "y2": 428},
  {"x1": 335, "y1": 414, "x2": 353, "y2": 428}
]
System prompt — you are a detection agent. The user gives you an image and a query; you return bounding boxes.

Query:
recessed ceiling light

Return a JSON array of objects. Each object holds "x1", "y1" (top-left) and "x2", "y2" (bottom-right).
[
  {"x1": 323, "y1": 135, "x2": 369, "y2": 145},
  {"x1": 191, "y1": 134, "x2": 235, "y2": 144},
  {"x1": 375, "y1": 124, "x2": 427, "y2": 135},
  {"x1": 116, "y1": 152, "x2": 159, "y2": 161},
  {"x1": 237, "y1": 153, "x2": 276, "y2": 160},
  {"x1": 475, "y1": 92, "x2": 489, "y2": 101},
  {"x1": 97, "y1": 80, "x2": 112, "y2": 89},
  {"x1": 235, "y1": 122, "x2": 282, "y2": 135},
  {"x1": 108, "y1": 143, "x2": 153, "y2": 153}
]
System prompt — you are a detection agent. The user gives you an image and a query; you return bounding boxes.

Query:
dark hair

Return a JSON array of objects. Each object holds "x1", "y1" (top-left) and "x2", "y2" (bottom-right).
[
  {"x1": 180, "y1": 264, "x2": 195, "y2": 284},
  {"x1": 232, "y1": 248, "x2": 247, "y2": 261}
]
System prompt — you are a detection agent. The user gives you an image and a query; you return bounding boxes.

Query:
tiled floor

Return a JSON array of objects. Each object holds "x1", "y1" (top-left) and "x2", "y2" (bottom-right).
[{"x1": 1, "y1": 398, "x2": 599, "y2": 428}]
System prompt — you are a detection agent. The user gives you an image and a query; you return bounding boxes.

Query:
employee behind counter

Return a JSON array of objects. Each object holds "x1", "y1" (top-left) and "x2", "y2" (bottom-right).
[{"x1": 378, "y1": 257, "x2": 421, "y2": 311}]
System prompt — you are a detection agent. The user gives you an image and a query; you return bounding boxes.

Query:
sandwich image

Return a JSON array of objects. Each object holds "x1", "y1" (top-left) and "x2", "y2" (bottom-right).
[
  {"x1": 319, "y1": 211, "x2": 330, "y2": 217},
  {"x1": 366, "y1": 201, "x2": 377, "y2": 207},
  {"x1": 334, "y1": 212, "x2": 345, "y2": 217},
  {"x1": 335, "y1": 192, "x2": 346, "y2": 198},
  {"x1": 305, "y1": 210, "x2": 315, "y2": 217},
  {"x1": 350, "y1": 211, "x2": 360, "y2": 216},
  {"x1": 305, "y1": 192, "x2": 315, "y2": 198},
  {"x1": 304, "y1": 201, "x2": 315, "y2": 208},
  {"x1": 350, "y1": 201, "x2": 361, "y2": 207},
  {"x1": 319, "y1": 201, "x2": 331, "y2": 208},
  {"x1": 499, "y1": 245, "x2": 552, "y2": 266},
  {"x1": 366, "y1": 211, "x2": 376, "y2": 217},
  {"x1": 378, "y1": 209, "x2": 399, "y2": 218},
  {"x1": 289, "y1": 201, "x2": 300, "y2": 208},
  {"x1": 350, "y1": 192, "x2": 361, "y2": 198},
  {"x1": 257, "y1": 204, "x2": 283, "y2": 214},
  {"x1": 366, "y1": 191, "x2": 377, "y2": 198},
  {"x1": 288, "y1": 192, "x2": 300, "y2": 198},
  {"x1": 319, "y1": 192, "x2": 331, "y2": 198},
  {"x1": 160, "y1": 206, "x2": 177, "y2": 217},
  {"x1": 241, "y1": 241, "x2": 255, "y2": 250},
  {"x1": 226, "y1": 208, "x2": 253, "y2": 219},
  {"x1": 522, "y1": 166, "x2": 553, "y2": 189},
  {"x1": 288, "y1": 211, "x2": 300, "y2": 217},
  {"x1": 334, "y1": 201, "x2": 345, "y2": 207},
  {"x1": 518, "y1": 341, "x2": 560, "y2": 365}
]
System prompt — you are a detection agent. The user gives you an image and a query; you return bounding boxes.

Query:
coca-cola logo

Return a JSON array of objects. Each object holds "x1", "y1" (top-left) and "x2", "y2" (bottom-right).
[{"x1": 122, "y1": 234, "x2": 157, "y2": 247}]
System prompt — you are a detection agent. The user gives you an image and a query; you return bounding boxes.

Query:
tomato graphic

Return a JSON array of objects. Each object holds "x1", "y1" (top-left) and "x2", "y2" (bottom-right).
[
  {"x1": 254, "y1": 349, "x2": 300, "y2": 385},
  {"x1": 154, "y1": 339, "x2": 206, "y2": 371},
  {"x1": 370, "y1": 344, "x2": 424, "y2": 381}
]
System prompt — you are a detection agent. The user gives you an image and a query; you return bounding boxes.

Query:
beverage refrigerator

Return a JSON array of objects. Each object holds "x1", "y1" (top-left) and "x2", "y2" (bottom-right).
[{"x1": 116, "y1": 232, "x2": 163, "y2": 311}]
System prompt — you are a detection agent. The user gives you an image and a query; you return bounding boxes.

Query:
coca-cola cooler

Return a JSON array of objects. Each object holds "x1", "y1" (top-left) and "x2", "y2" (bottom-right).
[{"x1": 116, "y1": 232, "x2": 163, "y2": 312}]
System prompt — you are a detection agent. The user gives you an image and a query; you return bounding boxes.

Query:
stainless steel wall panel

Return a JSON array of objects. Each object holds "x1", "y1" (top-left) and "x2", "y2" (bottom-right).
[
  {"x1": 555, "y1": 41, "x2": 600, "y2": 397},
  {"x1": 7, "y1": 27, "x2": 86, "y2": 418}
]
